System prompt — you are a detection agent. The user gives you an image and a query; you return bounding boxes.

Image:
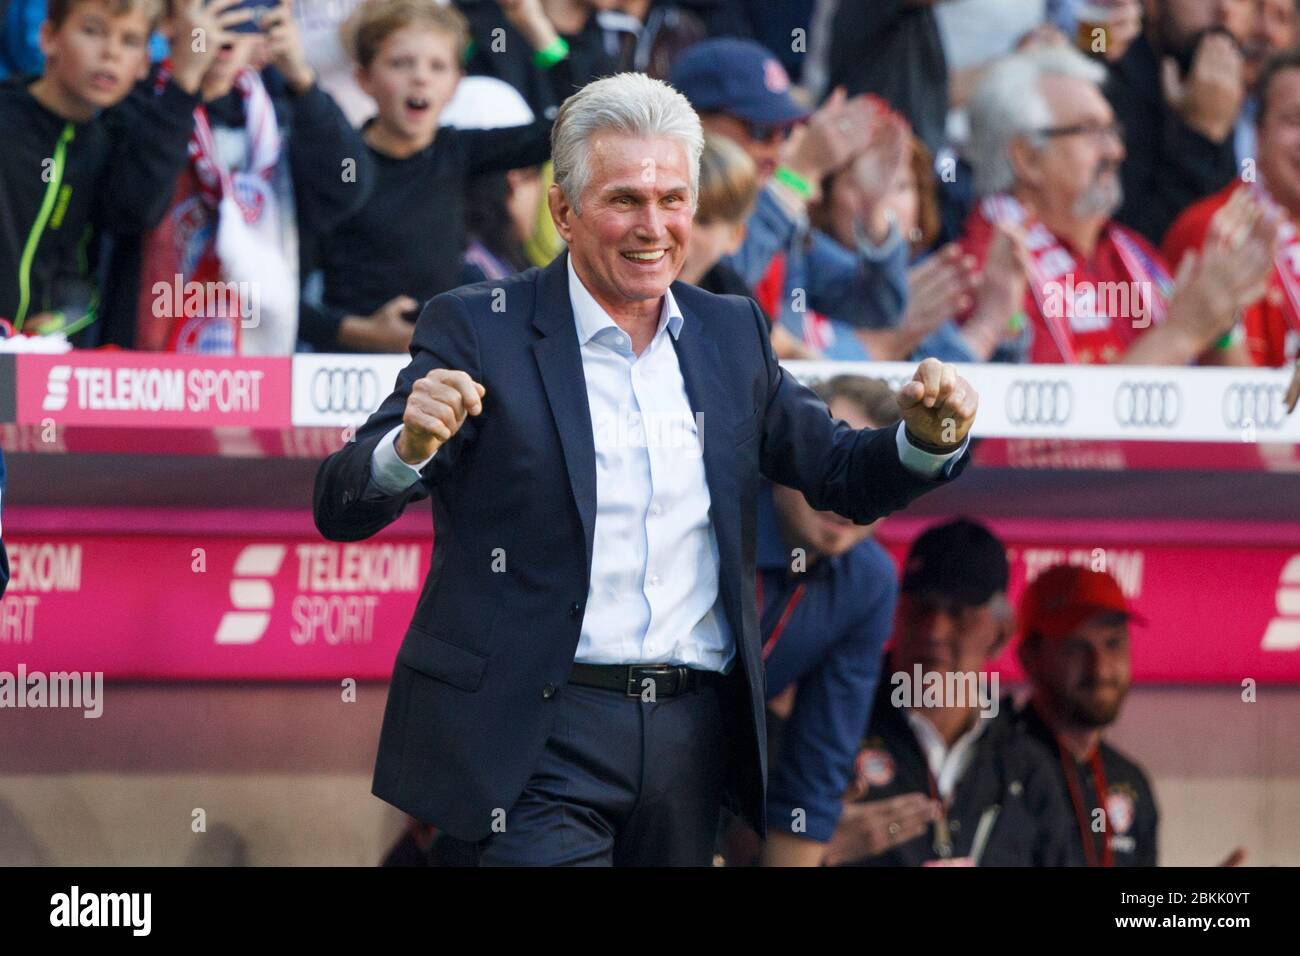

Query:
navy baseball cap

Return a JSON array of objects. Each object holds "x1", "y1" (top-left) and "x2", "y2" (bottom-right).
[
  {"x1": 669, "y1": 39, "x2": 808, "y2": 126},
  {"x1": 901, "y1": 519, "x2": 1010, "y2": 608}
]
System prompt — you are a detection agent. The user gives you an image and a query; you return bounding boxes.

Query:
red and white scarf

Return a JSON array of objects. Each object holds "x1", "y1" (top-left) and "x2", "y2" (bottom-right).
[
  {"x1": 136, "y1": 63, "x2": 295, "y2": 354},
  {"x1": 979, "y1": 194, "x2": 1172, "y2": 364},
  {"x1": 187, "y1": 69, "x2": 282, "y2": 217}
]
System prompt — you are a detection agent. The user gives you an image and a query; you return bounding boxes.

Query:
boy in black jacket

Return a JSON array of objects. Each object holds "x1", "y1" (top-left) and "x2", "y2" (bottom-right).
[
  {"x1": 299, "y1": 0, "x2": 577, "y2": 353},
  {"x1": 0, "y1": 0, "x2": 235, "y2": 336}
]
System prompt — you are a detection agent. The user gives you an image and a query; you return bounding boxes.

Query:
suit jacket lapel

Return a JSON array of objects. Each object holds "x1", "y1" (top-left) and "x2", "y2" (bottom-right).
[
  {"x1": 530, "y1": 264, "x2": 744, "y2": 618},
  {"x1": 532, "y1": 252, "x2": 598, "y2": 573},
  {"x1": 670, "y1": 286, "x2": 743, "y2": 630}
]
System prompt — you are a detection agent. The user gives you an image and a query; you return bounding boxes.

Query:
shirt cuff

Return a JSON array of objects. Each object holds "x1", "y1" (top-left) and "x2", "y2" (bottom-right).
[
  {"x1": 368, "y1": 424, "x2": 434, "y2": 496},
  {"x1": 895, "y1": 422, "x2": 967, "y2": 479}
]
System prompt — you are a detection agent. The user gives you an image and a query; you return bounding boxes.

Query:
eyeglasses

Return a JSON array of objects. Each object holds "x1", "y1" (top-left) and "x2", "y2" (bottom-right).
[
  {"x1": 741, "y1": 119, "x2": 794, "y2": 144},
  {"x1": 1033, "y1": 120, "x2": 1126, "y2": 144}
]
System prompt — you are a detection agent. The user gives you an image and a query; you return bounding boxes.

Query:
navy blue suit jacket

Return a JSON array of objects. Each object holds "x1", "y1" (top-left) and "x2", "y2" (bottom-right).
[{"x1": 313, "y1": 251, "x2": 970, "y2": 841}]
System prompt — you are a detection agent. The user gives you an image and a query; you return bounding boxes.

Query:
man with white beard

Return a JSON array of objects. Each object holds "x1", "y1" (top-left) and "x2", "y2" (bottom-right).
[{"x1": 958, "y1": 45, "x2": 1279, "y2": 365}]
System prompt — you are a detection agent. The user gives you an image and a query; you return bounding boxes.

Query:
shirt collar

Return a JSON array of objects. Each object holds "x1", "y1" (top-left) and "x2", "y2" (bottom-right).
[
  {"x1": 906, "y1": 709, "x2": 988, "y2": 757},
  {"x1": 905, "y1": 708, "x2": 988, "y2": 798},
  {"x1": 566, "y1": 254, "x2": 684, "y2": 347}
]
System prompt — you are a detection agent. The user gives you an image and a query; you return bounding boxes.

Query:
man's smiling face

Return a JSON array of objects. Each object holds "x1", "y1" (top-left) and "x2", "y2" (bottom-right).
[{"x1": 550, "y1": 132, "x2": 695, "y2": 314}]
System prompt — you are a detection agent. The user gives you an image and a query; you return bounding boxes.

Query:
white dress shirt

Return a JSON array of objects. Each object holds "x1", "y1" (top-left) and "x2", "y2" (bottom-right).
[
  {"x1": 366, "y1": 259, "x2": 966, "y2": 672},
  {"x1": 560, "y1": 258, "x2": 732, "y2": 670},
  {"x1": 904, "y1": 709, "x2": 988, "y2": 802}
]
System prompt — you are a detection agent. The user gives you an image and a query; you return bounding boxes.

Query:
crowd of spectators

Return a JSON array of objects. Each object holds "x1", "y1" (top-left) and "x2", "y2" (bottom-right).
[{"x1": 1, "y1": 0, "x2": 1298, "y2": 369}]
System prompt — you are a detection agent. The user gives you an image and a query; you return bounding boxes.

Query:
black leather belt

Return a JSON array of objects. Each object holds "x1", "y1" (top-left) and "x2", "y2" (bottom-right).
[{"x1": 567, "y1": 662, "x2": 724, "y2": 698}]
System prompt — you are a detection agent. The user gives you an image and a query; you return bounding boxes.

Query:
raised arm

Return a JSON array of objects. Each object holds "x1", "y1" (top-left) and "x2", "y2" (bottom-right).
[
  {"x1": 750, "y1": 299, "x2": 976, "y2": 520},
  {"x1": 313, "y1": 292, "x2": 484, "y2": 541},
  {"x1": 457, "y1": 0, "x2": 579, "y2": 175}
]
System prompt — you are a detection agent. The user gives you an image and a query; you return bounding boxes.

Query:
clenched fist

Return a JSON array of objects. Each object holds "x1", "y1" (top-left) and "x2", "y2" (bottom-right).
[
  {"x1": 396, "y1": 369, "x2": 485, "y2": 465},
  {"x1": 897, "y1": 357, "x2": 978, "y2": 450}
]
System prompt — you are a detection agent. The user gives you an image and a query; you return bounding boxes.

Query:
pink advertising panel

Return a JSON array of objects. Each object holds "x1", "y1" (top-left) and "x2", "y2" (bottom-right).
[{"x1": 1, "y1": 512, "x2": 1297, "y2": 683}]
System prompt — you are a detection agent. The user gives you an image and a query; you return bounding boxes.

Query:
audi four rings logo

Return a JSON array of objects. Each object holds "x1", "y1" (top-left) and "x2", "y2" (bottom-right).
[
  {"x1": 312, "y1": 367, "x2": 379, "y2": 414},
  {"x1": 1006, "y1": 380, "x2": 1073, "y2": 426},
  {"x1": 1223, "y1": 382, "x2": 1286, "y2": 430},
  {"x1": 1114, "y1": 381, "x2": 1180, "y2": 428}
]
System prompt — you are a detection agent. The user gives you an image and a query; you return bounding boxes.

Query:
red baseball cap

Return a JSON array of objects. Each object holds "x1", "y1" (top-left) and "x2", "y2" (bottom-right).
[{"x1": 1019, "y1": 564, "x2": 1146, "y2": 639}]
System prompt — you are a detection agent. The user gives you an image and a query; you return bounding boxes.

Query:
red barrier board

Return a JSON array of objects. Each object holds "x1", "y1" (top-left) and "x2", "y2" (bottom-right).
[
  {"x1": 14, "y1": 353, "x2": 293, "y2": 428},
  {"x1": 0, "y1": 513, "x2": 1296, "y2": 683},
  {"x1": 0, "y1": 525, "x2": 427, "y2": 680}
]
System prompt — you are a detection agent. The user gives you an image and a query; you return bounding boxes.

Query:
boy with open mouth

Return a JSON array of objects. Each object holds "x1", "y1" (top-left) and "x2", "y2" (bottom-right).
[{"x1": 299, "y1": 0, "x2": 588, "y2": 354}]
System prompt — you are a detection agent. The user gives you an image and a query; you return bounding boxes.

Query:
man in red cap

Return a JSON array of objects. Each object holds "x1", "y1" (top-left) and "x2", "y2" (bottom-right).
[{"x1": 1014, "y1": 564, "x2": 1159, "y2": 866}]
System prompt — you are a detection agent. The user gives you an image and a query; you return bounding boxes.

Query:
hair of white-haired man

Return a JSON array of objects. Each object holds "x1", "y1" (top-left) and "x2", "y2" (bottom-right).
[
  {"x1": 550, "y1": 72, "x2": 705, "y2": 215},
  {"x1": 965, "y1": 46, "x2": 1108, "y2": 198}
]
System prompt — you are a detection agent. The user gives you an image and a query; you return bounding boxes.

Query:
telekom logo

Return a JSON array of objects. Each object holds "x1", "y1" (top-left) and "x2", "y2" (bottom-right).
[
  {"x1": 43, "y1": 366, "x2": 72, "y2": 411},
  {"x1": 214, "y1": 545, "x2": 287, "y2": 645},
  {"x1": 1261, "y1": 555, "x2": 1300, "y2": 651}
]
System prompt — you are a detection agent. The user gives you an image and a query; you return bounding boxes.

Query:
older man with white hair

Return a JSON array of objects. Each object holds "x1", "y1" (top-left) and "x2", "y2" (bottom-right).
[
  {"x1": 315, "y1": 72, "x2": 980, "y2": 866},
  {"x1": 960, "y1": 45, "x2": 1278, "y2": 365}
]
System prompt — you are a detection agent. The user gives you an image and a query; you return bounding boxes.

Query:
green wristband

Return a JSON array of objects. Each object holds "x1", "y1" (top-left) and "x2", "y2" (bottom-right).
[
  {"x1": 31, "y1": 310, "x2": 67, "y2": 335},
  {"x1": 1008, "y1": 311, "x2": 1027, "y2": 334},
  {"x1": 773, "y1": 165, "x2": 814, "y2": 199},
  {"x1": 532, "y1": 36, "x2": 570, "y2": 69},
  {"x1": 1214, "y1": 331, "x2": 1235, "y2": 350}
]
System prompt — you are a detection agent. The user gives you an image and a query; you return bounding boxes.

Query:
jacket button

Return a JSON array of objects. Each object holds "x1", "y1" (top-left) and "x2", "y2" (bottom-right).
[
  {"x1": 569, "y1": 602, "x2": 582, "y2": 619},
  {"x1": 542, "y1": 683, "x2": 557, "y2": 699}
]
